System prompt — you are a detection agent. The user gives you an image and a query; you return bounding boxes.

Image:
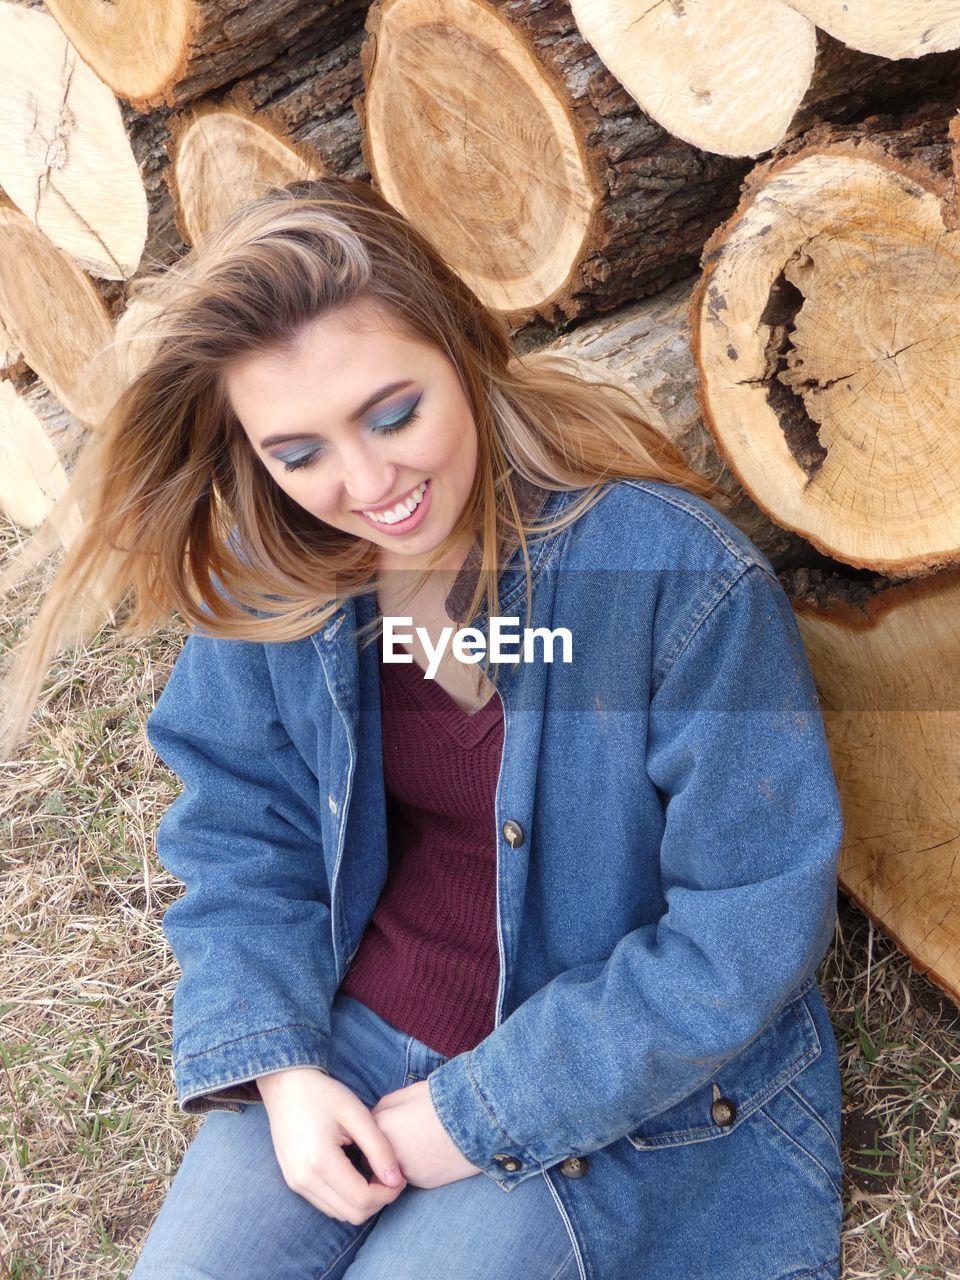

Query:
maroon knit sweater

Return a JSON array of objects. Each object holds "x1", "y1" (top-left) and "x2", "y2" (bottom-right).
[{"x1": 339, "y1": 648, "x2": 504, "y2": 1057}]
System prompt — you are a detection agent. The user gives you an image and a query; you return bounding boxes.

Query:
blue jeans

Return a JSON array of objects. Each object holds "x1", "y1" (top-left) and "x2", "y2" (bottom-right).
[{"x1": 130, "y1": 991, "x2": 579, "y2": 1279}]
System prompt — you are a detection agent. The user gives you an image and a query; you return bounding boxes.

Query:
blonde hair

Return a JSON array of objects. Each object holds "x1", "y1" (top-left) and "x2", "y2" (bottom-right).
[{"x1": 1, "y1": 177, "x2": 717, "y2": 759}]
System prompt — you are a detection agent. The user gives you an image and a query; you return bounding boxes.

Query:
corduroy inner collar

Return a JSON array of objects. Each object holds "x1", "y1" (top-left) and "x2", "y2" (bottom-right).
[{"x1": 442, "y1": 475, "x2": 555, "y2": 624}]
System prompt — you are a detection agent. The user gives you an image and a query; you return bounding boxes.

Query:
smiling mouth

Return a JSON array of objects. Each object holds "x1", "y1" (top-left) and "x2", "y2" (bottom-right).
[{"x1": 357, "y1": 480, "x2": 429, "y2": 525}]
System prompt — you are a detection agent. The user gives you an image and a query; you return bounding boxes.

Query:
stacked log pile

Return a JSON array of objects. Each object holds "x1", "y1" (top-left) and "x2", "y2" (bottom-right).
[
  {"x1": 41, "y1": 0, "x2": 370, "y2": 109},
  {"x1": 2, "y1": 0, "x2": 960, "y2": 1002},
  {"x1": 568, "y1": 0, "x2": 960, "y2": 155}
]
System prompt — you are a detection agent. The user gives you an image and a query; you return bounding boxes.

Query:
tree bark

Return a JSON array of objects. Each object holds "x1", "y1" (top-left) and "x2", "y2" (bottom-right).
[
  {"x1": 42, "y1": 0, "x2": 370, "y2": 111},
  {"x1": 569, "y1": 0, "x2": 960, "y2": 156},
  {"x1": 167, "y1": 31, "x2": 367, "y2": 245},
  {"x1": 122, "y1": 104, "x2": 188, "y2": 274},
  {"x1": 358, "y1": 0, "x2": 752, "y2": 331}
]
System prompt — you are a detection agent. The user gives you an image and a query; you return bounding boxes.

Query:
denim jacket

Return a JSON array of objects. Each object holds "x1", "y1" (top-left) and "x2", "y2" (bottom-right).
[{"x1": 147, "y1": 479, "x2": 845, "y2": 1280}]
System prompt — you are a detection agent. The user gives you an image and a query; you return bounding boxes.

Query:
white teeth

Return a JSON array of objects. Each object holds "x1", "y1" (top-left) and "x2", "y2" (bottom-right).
[{"x1": 365, "y1": 482, "x2": 427, "y2": 524}]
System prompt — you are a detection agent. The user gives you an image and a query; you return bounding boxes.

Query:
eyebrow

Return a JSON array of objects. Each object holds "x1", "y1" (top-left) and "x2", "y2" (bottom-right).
[{"x1": 260, "y1": 380, "x2": 416, "y2": 448}]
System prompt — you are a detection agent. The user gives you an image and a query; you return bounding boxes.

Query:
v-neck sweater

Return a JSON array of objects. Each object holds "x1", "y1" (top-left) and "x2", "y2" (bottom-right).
[{"x1": 338, "y1": 648, "x2": 504, "y2": 1057}]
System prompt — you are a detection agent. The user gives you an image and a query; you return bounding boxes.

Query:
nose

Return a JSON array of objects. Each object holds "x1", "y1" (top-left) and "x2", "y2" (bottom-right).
[{"x1": 338, "y1": 442, "x2": 399, "y2": 512}]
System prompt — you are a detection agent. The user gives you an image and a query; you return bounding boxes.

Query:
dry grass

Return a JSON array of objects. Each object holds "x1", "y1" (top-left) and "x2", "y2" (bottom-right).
[{"x1": 1, "y1": 515, "x2": 959, "y2": 1280}]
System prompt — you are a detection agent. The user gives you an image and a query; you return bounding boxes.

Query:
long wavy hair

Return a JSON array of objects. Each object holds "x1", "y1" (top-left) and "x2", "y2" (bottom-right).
[{"x1": 1, "y1": 177, "x2": 717, "y2": 759}]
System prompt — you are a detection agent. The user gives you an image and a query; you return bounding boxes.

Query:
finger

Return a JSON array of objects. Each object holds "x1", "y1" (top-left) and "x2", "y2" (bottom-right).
[
  {"x1": 290, "y1": 1151, "x2": 399, "y2": 1225},
  {"x1": 343, "y1": 1141, "x2": 375, "y2": 1181},
  {"x1": 348, "y1": 1107, "x2": 406, "y2": 1188},
  {"x1": 300, "y1": 1179, "x2": 374, "y2": 1225},
  {"x1": 330, "y1": 1142, "x2": 389, "y2": 1200},
  {"x1": 325, "y1": 1150, "x2": 406, "y2": 1221},
  {"x1": 279, "y1": 1171, "x2": 343, "y2": 1222},
  {"x1": 371, "y1": 1089, "x2": 406, "y2": 1113}
]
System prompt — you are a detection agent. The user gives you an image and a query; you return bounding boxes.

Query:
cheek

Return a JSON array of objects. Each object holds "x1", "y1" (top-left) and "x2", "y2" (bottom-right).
[
  {"x1": 452, "y1": 415, "x2": 478, "y2": 474},
  {"x1": 304, "y1": 482, "x2": 342, "y2": 518},
  {"x1": 269, "y1": 467, "x2": 339, "y2": 516},
  {"x1": 436, "y1": 412, "x2": 475, "y2": 469}
]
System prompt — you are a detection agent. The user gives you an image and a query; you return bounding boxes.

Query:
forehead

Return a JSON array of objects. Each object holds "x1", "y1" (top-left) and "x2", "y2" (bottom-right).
[
  {"x1": 227, "y1": 298, "x2": 419, "y2": 385},
  {"x1": 223, "y1": 299, "x2": 441, "y2": 432}
]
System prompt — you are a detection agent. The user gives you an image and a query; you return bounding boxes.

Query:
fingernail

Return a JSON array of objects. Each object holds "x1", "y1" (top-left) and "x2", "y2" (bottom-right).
[{"x1": 384, "y1": 1165, "x2": 402, "y2": 1185}]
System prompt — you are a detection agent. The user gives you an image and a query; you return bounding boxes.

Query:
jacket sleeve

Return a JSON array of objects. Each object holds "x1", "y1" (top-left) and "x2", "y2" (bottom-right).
[
  {"x1": 426, "y1": 561, "x2": 843, "y2": 1188},
  {"x1": 146, "y1": 632, "x2": 335, "y2": 1114}
]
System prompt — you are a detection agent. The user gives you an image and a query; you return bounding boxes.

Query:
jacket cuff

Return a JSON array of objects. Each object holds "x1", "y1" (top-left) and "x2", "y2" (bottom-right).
[
  {"x1": 427, "y1": 1052, "x2": 549, "y2": 1191},
  {"x1": 175, "y1": 1024, "x2": 331, "y2": 1115}
]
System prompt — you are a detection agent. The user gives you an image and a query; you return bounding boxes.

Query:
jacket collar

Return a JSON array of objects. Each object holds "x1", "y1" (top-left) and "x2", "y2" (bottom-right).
[
  {"x1": 442, "y1": 475, "x2": 565, "y2": 624},
  {"x1": 315, "y1": 479, "x2": 584, "y2": 649}
]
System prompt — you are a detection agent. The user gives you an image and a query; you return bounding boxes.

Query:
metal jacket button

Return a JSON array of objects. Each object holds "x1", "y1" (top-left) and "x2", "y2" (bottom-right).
[
  {"x1": 502, "y1": 820, "x2": 524, "y2": 848},
  {"x1": 711, "y1": 1095, "x2": 737, "y2": 1126},
  {"x1": 559, "y1": 1155, "x2": 588, "y2": 1179},
  {"x1": 493, "y1": 1152, "x2": 523, "y2": 1172}
]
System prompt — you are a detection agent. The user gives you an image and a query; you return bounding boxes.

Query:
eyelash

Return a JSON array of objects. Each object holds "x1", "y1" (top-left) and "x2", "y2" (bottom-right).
[{"x1": 281, "y1": 405, "x2": 421, "y2": 474}]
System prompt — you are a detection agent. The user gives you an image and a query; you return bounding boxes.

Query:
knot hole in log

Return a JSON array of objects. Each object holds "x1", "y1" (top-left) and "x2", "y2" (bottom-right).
[{"x1": 758, "y1": 267, "x2": 828, "y2": 482}]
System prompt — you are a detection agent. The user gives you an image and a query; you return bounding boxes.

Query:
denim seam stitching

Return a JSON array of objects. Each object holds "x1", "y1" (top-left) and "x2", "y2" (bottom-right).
[
  {"x1": 622, "y1": 479, "x2": 770, "y2": 568},
  {"x1": 542, "y1": 1170, "x2": 588, "y2": 1280},
  {"x1": 758, "y1": 1099, "x2": 843, "y2": 1197},
  {"x1": 625, "y1": 982, "x2": 821, "y2": 1145},
  {"x1": 176, "y1": 1023, "x2": 326, "y2": 1062},
  {"x1": 548, "y1": 1247, "x2": 579, "y2": 1280},
  {"x1": 763, "y1": 973, "x2": 818, "y2": 1026},
  {"x1": 626, "y1": 1036, "x2": 820, "y2": 1149},
  {"x1": 784, "y1": 1081, "x2": 842, "y2": 1161},
  {"x1": 401, "y1": 1034, "x2": 417, "y2": 1087},
  {"x1": 179, "y1": 1056, "x2": 332, "y2": 1114},
  {"x1": 776, "y1": 1256, "x2": 842, "y2": 1280},
  {"x1": 180, "y1": 1073, "x2": 267, "y2": 1104},
  {"x1": 315, "y1": 1215, "x2": 379, "y2": 1279},
  {"x1": 496, "y1": 520, "x2": 572, "y2": 618},
  {"x1": 465, "y1": 1052, "x2": 527, "y2": 1153},
  {"x1": 654, "y1": 561, "x2": 757, "y2": 693}
]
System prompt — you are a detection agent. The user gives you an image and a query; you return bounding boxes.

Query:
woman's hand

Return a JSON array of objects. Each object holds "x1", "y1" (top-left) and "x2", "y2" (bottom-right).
[
  {"x1": 256, "y1": 1066, "x2": 407, "y2": 1225},
  {"x1": 372, "y1": 1080, "x2": 483, "y2": 1188}
]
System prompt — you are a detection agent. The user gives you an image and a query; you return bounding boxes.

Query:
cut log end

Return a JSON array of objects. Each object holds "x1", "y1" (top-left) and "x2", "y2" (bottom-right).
[
  {"x1": 794, "y1": 570, "x2": 960, "y2": 1006},
  {"x1": 783, "y1": 0, "x2": 960, "y2": 59},
  {"x1": 0, "y1": 380, "x2": 78, "y2": 535},
  {"x1": 0, "y1": 315, "x2": 22, "y2": 372},
  {"x1": 694, "y1": 140, "x2": 960, "y2": 573},
  {"x1": 172, "y1": 108, "x2": 321, "y2": 245},
  {"x1": 361, "y1": 0, "x2": 599, "y2": 316},
  {"x1": 569, "y1": 0, "x2": 818, "y2": 158},
  {"x1": 42, "y1": 0, "x2": 194, "y2": 108},
  {"x1": 0, "y1": 206, "x2": 118, "y2": 425},
  {"x1": 0, "y1": 6, "x2": 148, "y2": 280}
]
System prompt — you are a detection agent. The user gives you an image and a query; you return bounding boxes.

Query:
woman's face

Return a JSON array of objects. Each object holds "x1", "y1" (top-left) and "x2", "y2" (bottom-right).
[{"x1": 223, "y1": 297, "x2": 479, "y2": 569}]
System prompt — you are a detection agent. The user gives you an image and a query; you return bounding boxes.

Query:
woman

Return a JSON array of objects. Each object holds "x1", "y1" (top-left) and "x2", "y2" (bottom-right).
[{"x1": 2, "y1": 179, "x2": 845, "y2": 1279}]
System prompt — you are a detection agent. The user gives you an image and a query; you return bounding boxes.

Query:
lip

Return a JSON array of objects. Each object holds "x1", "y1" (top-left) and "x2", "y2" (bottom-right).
[{"x1": 355, "y1": 479, "x2": 432, "y2": 536}]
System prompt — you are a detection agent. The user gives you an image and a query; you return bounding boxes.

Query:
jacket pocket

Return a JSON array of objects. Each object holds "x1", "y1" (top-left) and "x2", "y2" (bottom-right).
[
  {"x1": 756, "y1": 1073, "x2": 843, "y2": 1198},
  {"x1": 626, "y1": 976, "x2": 822, "y2": 1151}
]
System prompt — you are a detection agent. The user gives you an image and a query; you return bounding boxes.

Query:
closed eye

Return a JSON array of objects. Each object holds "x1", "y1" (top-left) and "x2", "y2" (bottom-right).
[{"x1": 278, "y1": 399, "x2": 422, "y2": 474}]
